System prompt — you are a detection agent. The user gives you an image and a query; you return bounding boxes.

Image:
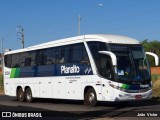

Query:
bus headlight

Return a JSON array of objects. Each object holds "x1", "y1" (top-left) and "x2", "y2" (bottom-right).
[
  {"x1": 109, "y1": 84, "x2": 127, "y2": 92},
  {"x1": 109, "y1": 84, "x2": 152, "y2": 93}
]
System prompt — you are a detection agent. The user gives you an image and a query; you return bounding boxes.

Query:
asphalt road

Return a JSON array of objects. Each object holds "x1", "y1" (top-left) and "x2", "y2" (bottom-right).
[{"x1": 0, "y1": 95, "x2": 160, "y2": 120}]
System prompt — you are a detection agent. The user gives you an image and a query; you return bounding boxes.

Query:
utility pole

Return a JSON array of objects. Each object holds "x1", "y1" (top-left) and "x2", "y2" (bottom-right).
[
  {"x1": 78, "y1": 15, "x2": 81, "y2": 35},
  {"x1": 1, "y1": 36, "x2": 3, "y2": 55},
  {"x1": 17, "y1": 26, "x2": 25, "y2": 48},
  {"x1": 77, "y1": 4, "x2": 103, "y2": 36},
  {"x1": 1, "y1": 36, "x2": 3, "y2": 74}
]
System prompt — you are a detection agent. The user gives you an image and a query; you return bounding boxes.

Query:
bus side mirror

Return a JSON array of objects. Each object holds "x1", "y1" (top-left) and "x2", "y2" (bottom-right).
[
  {"x1": 98, "y1": 51, "x2": 117, "y2": 66},
  {"x1": 146, "y1": 52, "x2": 159, "y2": 66}
]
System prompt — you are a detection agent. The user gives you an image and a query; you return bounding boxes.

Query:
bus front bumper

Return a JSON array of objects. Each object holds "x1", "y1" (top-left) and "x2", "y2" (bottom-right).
[{"x1": 113, "y1": 88, "x2": 152, "y2": 101}]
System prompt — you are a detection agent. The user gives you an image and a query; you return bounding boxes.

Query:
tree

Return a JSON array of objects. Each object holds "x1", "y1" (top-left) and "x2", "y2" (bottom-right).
[{"x1": 141, "y1": 40, "x2": 160, "y2": 67}]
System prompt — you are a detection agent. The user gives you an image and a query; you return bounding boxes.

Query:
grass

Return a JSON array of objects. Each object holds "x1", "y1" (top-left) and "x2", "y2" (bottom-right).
[
  {"x1": 152, "y1": 74, "x2": 160, "y2": 97},
  {"x1": 0, "y1": 74, "x2": 4, "y2": 94}
]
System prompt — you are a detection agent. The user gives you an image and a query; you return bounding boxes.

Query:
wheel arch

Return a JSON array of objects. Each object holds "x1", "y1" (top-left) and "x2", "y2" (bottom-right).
[
  {"x1": 16, "y1": 86, "x2": 25, "y2": 102},
  {"x1": 84, "y1": 86, "x2": 95, "y2": 99},
  {"x1": 83, "y1": 85, "x2": 98, "y2": 106},
  {"x1": 24, "y1": 86, "x2": 31, "y2": 92},
  {"x1": 16, "y1": 86, "x2": 23, "y2": 95}
]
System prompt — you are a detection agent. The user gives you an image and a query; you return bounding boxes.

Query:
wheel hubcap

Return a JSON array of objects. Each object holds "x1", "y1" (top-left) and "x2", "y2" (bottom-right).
[
  {"x1": 19, "y1": 92, "x2": 23, "y2": 99},
  {"x1": 27, "y1": 91, "x2": 32, "y2": 100},
  {"x1": 88, "y1": 93, "x2": 95, "y2": 103}
]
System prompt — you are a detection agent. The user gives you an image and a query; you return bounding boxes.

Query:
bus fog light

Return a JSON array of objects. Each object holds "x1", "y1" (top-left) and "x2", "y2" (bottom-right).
[
  {"x1": 119, "y1": 94, "x2": 123, "y2": 98},
  {"x1": 119, "y1": 94, "x2": 131, "y2": 98}
]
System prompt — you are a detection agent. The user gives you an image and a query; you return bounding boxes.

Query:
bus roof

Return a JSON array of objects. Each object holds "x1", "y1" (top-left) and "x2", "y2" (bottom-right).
[
  {"x1": 4, "y1": 34, "x2": 140, "y2": 55},
  {"x1": 84, "y1": 34, "x2": 140, "y2": 44}
]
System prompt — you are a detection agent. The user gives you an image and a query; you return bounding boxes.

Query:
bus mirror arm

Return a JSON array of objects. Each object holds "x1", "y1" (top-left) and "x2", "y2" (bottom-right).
[
  {"x1": 98, "y1": 51, "x2": 117, "y2": 66},
  {"x1": 146, "y1": 52, "x2": 159, "y2": 66}
]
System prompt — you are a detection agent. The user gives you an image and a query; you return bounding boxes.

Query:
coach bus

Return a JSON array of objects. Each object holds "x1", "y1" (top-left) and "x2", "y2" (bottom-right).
[{"x1": 3, "y1": 34, "x2": 159, "y2": 106}]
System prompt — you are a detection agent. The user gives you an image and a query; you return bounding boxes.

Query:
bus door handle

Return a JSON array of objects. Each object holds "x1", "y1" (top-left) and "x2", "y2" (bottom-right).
[
  {"x1": 58, "y1": 82, "x2": 61, "y2": 83},
  {"x1": 48, "y1": 82, "x2": 51, "y2": 84},
  {"x1": 6, "y1": 83, "x2": 8, "y2": 85},
  {"x1": 69, "y1": 82, "x2": 72, "y2": 83},
  {"x1": 39, "y1": 82, "x2": 42, "y2": 84}
]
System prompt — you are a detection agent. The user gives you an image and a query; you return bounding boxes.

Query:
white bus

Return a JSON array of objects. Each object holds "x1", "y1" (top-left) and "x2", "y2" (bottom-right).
[{"x1": 3, "y1": 34, "x2": 159, "y2": 106}]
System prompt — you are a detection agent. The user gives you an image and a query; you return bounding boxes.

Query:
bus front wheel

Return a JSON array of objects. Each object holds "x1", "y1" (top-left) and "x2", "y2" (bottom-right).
[
  {"x1": 25, "y1": 88, "x2": 33, "y2": 103},
  {"x1": 17, "y1": 88, "x2": 25, "y2": 102},
  {"x1": 84, "y1": 88, "x2": 97, "y2": 106}
]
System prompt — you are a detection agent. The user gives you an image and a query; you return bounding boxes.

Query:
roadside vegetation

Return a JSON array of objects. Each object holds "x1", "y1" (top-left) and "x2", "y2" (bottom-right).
[
  {"x1": 141, "y1": 40, "x2": 160, "y2": 67},
  {"x1": 0, "y1": 74, "x2": 4, "y2": 93},
  {"x1": 152, "y1": 74, "x2": 160, "y2": 97}
]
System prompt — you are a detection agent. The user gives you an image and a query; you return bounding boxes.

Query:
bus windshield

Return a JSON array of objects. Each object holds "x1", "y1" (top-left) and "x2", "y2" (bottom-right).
[{"x1": 109, "y1": 44, "x2": 151, "y2": 82}]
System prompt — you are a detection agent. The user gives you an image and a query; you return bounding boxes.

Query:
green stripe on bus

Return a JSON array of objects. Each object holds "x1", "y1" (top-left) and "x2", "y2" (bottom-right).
[
  {"x1": 10, "y1": 68, "x2": 20, "y2": 78},
  {"x1": 10, "y1": 68, "x2": 16, "y2": 78},
  {"x1": 15, "y1": 68, "x2": 20, "y2": 78},
  {"x1": 121, "y1": 84, "x2": 130, "y2": 89}
]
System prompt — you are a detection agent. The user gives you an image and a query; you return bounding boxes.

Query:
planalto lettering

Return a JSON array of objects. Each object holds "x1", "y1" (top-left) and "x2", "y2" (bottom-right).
[
  {"x1": 61, "y1": 65, "x2": 80, "y2": 74},
  {"x1": 140, "y1": 84, "x2": 149, "y2": 88}
]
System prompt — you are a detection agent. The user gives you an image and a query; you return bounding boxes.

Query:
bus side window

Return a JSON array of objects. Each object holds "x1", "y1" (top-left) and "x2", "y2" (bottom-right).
[
  {"x1": 35, "y1": 50, "x2": 44, "y2": 65},
  {"x1": 63, "y1": 45, "x2": 72, "y2": 63},
  {"x1": 4, "y1": 55, "x2": 12, "y2": 68},
  {"x1": 55, "y1": 48, "x2": 61, "y2": 64},
  {"x1": 25, "y1": 58, "x2": 31, "y2": 66},
  {"x1": 60, "y1": 48, "x2": 65, "y2": 63},
  {"x1": 31, "y1": 51, "x2": 36, "y2": 66},
  {"x1": 68, "y1": 46, "x2": 73, "y2": 63},
  {"x1": 45, "y1": 48, "x2": 54, "y2": 65},
  {"x1": 82, "y1": 44, "x2": 89, "y2": 63},
  {"x1": 51, "y1": 48, "x2": 56, "y2": 64},
  {"x1": 12, "y1": 54, "x2": 20, "y2": 68},
  {"x1": 19, "y1": 53, "x2": 24, "y2": 67},
  {"x1": 72, "y1": 44, "x2": 82, "y2": 63},
  {"x1": 99, "y1": 55, "x2": 112, "y2": 79},
  {"x1": 19, "y1": 52, "x2": 32, "y2": 67}
]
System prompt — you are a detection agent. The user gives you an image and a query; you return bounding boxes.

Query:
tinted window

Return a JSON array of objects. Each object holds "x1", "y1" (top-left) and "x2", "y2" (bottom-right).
[
  {"x1": 4, "y1": 43, "x2": 90, "y2": 68},
  {"x1": 88, "y1": 41, "x2": 108, "y2": 59},
  {"x1": 30, "y1": 51, "x2": 36, "y2": 66},
  {"x1": 44, "y1": 48, "x2": 55, "y2": 65},
  {"x1": 82, "y1": 45, "x2": 89, "y2": 62},
  {"x1": 72, "y1": 44, "x2": 82, "y2": 62},
  {"x1": 88, "y1": 42, "x2": 113, "y2": 79},
  {"x1": 12, "y1": 54, "x2": 20, "y2": 68},
  {"x1": 35, "y1": 50, "x2": 44, "y2": 65},
  {"x1": 4, "y1": 55, "x2": 12, "y2": 68},
  {"x1": 55, "y1": 48, "x2": 61, "y2": 63}
]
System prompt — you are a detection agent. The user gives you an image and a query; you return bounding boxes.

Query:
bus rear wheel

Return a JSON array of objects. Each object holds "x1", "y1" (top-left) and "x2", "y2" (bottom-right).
[
  {"x1": 84, "y1": 88, "x2": 97, "y2": 106},
  {"x1": 25, "y1": 88, "x2": 33, "y2": 103},
  {"x1": 17, "y1": 88, "x2": 25, "y2": 102}
]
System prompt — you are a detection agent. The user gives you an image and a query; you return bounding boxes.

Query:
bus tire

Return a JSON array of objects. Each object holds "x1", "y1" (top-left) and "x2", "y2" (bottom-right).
[
  {"x1": 84, "y1": 88, "x2": 97, "y2": 106},
  {"x1": 17, "y1": 88, "x2": 25, "y2": 102},
  {"x1": 25, "y1": 88, "x2": 33, "y2": 103}
]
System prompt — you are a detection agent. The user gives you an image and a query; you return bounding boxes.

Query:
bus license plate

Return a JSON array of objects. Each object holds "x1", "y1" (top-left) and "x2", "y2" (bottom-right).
[{"x1": 135, "y1": 95, "x2": 142, "y2": 99}]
